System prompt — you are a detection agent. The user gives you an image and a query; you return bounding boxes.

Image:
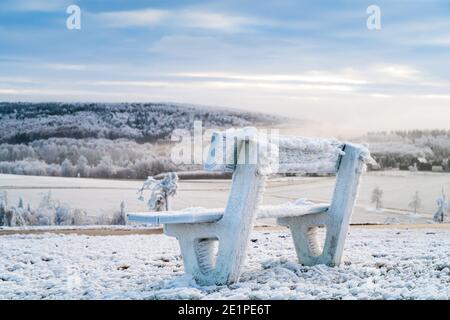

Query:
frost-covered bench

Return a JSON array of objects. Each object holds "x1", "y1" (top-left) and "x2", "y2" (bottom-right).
[{"x1": 127, "y1": 128, "x2": 371, "y2": 285}]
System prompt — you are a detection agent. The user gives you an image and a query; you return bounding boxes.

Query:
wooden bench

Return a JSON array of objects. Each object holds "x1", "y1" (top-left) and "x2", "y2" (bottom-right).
[{"x1": 127, "y1": 127, "x2": 371, "y2": 285}]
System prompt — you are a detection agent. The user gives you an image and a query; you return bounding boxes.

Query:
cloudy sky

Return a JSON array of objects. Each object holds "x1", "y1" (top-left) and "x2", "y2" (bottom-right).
[{"x1": 1, "y1": 0, "x2": 450, "y2": 135}]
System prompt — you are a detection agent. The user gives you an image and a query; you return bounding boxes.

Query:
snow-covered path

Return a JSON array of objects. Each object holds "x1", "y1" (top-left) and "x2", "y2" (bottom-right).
[{"x1": 0, "y1": 228, "x2": 449, "y2": 299}]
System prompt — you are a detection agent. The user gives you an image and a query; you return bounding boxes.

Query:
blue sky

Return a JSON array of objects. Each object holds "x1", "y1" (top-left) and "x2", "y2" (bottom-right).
[{"x1": 1, "y1": 0, "x2": 450, "y2": 134}]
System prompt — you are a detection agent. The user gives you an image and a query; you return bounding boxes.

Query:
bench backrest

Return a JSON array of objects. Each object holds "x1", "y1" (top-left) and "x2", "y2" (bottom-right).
[
  {"x1": 204, "y1": 128, "x2": 345, "y2": 175},
  {"x1": 203, "y1": 128, "x2": 369, "y2": 231}
]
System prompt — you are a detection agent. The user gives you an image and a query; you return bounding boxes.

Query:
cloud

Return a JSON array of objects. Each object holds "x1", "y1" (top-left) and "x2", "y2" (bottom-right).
[
  {"x1": 413, "y1": 94, "x2": 450, "y2": 100},
  {"x1": 0, "y1": 0, "x2": 70, "y2": 12},
  {"x1": 0, "y1": 76, "x2": 36, "y2": 84},
  {"x1": 94, "y1": 8, "x2": 257, "y2": 31},
  {"x1": 0, "y1": 88, "x2": 18, "y2": 94},
  {"x1": 86, "y1": 78, "x2": 356, "y2": 93},
  {"x1": 371, "y1": 64, "x2": 420, "y2": 80},
  {"x1": 46, "y1": 63, "x2": 87, "y2": 71},
  {"x1": 95, "y1": 9, "x2": 169, "y2": 27},
  {"x1": 174, "y1": 10, "x2": 256, "y2": 31},
  {"x1": 173, "y1": 71, "x2": 369, "y2": 85}
]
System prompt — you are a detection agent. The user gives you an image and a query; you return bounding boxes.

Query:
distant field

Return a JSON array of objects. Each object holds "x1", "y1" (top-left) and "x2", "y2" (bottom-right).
[{"x1": 1, "y1": 171, "x2": 449, "y2": 224}]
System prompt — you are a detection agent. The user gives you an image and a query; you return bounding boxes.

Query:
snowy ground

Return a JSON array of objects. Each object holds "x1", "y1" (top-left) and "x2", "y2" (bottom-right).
[
  {"x1": 2, "y1": 171, "x2": 449, "y2": 225},
  {"x1": 1, "y1": 227, "x2": 449, "y2": 300}
]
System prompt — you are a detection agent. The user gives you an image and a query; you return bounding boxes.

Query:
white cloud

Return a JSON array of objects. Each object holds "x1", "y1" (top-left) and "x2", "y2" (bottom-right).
[
  {"x1": 148, "y1": 35, "x2": 232, "y2": 55},
  {"x1": 368, "y1": 93, "x2": 393, "y2": 98},
  {"x1": 46, "y1": 63, "x2": 87, "y2": 71},
  {"x1": 87, "y1": 78, "x2": 355, "y2": 92},
  {"x1": 96, "y1": 9, "x2": 169, "y2": 27},
  {"x1": 413, "y1": 94, "x2": 450, "y2": 100},
  {"x1": 174, "y1": 71, "x2": 368, "y2": 85},
  {"x1": 174, "y1": 10, "x2": 255, "y2": 31},
  {"x1": 373, "y1": 64, "x2": 419, "y2": 80},
  {"x1": 0, "y1": 88, "x2": 18, "y2": 94},
  {"x1": 0, "y1": 76, "x2": 36, "y2": 84},
  {"x1": 94, "y1": 8, "x2": 256, "y2": 31},
  {"x1": 1, "y1": 0, "x2": 70, "y2": 12}
]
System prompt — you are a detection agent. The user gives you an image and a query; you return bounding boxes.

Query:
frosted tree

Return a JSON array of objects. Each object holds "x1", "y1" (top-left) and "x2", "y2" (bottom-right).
[
  {"x1": 92, "y1": 156, "x2": 116, "y2": 178},
  {"x1": 409, "y1": 191, "x2": 422, "y2": 214},
  {"x1": 371, "y1": 186, "x2": 383, "y2": 210},
  {"x1": 18, "y1": 197, "x2": 24, "y2": 209},
  {"x1": 35, "y1": 191, "x2": 55, "y2": 225},
  {"x1": 138, "y1": 172, "x2": 178, "y2": 211},
  {"x1": 111, "y1": 201, "x2": 126, "y2": 225},
  {"x1": 433, "y1": 188, "x2": 448, "y2": 223},
  {"x1": 0, "y1": 191, "x2": 7, "y2": 226},
  {"x1": 76, "y1": 155, "x2": 89, "y2": 177},
  {"x1": 0, "y1": 191, "x2": 8, "y2": 207},
  {"x1": 61, "y1": 159, "x2": 75, "y2": 177}
]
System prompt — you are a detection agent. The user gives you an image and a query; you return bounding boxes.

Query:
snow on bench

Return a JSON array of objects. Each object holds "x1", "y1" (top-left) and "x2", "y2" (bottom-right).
[
  {"x1": 127, "y1": 201, "x2": 329, "y2": 225},
  {"x1": 127, "y1": 127, "x2": 372, "y2": 285},
  {"x1": 204, "y1": 129, "x2": 345, "y2": 174}
]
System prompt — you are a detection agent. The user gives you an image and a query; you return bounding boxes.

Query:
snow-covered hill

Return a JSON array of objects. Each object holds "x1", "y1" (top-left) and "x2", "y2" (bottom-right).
[
  {"x1": 0, "y1": 102, "x2": 283, "y2": 178},
  {"x1": 0, "y1": 102, "x2": 281, "y2": 144}
]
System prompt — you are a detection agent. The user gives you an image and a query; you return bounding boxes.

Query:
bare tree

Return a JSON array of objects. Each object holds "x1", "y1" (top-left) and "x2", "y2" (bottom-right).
[
  {"x1": 371, "y1": 186, "x2": 383, "y2": 210},
  {"x1": 409, "y1": 191, "x2": 422, "y2": 214}
]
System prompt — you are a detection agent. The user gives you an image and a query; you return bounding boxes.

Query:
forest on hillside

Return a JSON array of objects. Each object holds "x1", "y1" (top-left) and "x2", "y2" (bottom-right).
[
  {"x1": 0, "y1": 102, "x2": 281, "y2": 178},
  {"x1": 362, "y1": 130, "x2": 450, "y2": 170}
]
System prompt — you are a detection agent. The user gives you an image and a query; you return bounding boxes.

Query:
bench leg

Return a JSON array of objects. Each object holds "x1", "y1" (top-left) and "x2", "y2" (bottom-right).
[
  {"x1": 165, "y1": 224, "x2": 219, "y2": 285},
  {"x1": 178, "y1": 237, "x2": 201, "y2": 276},
  {"x1": 278, "y1": 213, "x2": 329, "y2": 266}
]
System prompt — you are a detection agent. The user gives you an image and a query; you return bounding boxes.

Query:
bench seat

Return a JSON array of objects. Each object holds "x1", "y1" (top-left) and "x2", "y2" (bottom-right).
[{"x1": 127, "y1": 202, "x2": 329, "y2": 225}]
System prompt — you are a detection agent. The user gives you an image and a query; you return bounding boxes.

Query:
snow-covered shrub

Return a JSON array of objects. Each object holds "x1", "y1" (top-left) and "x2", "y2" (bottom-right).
[
  {"x1": 384, "y1": 217, "x2": 400, "y2": 225},
  {"x1": 8, "y1": 207, "x2": 26, "y2": 227},
  {"x1": 138, "y1": 172, "x2": 178, "y2": 211},
  {"x1": 55, "y1": 203, "x2": 72, "y2": 225},
  {"x1": 0, "y1": 192, "x2": 128, "y2": 226},
  {"x1": 433, "y1": 189, "x2": 449, "y2": 223},
  {"x1": 0, "y1": 205, "x2": 4, "y2": 226},
  {"x1": 111, "y1": 201, "x2": 126, "y2": 225},
  {"x1": 72, "y1": 208, "x2": 88, "y2": 225},
  {"x1": 0, "y1": 191, "x2": 7, "y2": 226}
]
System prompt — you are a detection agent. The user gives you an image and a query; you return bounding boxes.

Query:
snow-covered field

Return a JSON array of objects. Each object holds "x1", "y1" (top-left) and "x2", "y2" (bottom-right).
[
  {"x1": 1, "y1": 227, "x2": 449, "y2": 299},
  {"x1": 1, "y1": 171, "x2": 449, "y2": 225}
]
